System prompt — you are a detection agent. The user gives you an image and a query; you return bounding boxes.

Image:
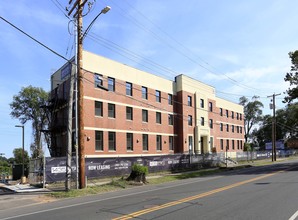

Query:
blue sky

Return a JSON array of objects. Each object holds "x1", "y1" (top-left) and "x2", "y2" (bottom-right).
[{"x1": 0, "y1": 0, "x2": 297, "y2": 158}]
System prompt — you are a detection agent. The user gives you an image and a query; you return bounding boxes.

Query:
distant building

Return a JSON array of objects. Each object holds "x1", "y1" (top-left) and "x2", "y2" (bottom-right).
[{"x1": 49, "y1": 51, "x2": 245, "y2": 158}]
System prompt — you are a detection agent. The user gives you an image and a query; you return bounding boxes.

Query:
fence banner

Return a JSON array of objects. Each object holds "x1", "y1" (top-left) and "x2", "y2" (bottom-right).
[
  {"x1": 45, "y1": 154, "x2": 191, "y2": 183},
  {"x1": 45, "y1": 157, "x2": 77, "y2": 183}
]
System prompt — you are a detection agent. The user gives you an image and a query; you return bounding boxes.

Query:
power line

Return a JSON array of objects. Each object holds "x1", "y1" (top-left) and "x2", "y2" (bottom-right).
[
  {"x1": 50, "y1": 0, "x2": 71, "y2": 19},
  {"x1": 0, "y1": 16, "x2": 70, "y2": 63},
  {"x1": 110, "y1": 0, "x2": 262, "y2": 93}
]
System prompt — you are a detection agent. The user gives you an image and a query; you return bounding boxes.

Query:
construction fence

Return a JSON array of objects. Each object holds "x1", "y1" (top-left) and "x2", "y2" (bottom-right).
[{"x1": 28, "y1": 150, "x2": 298, "y2": 184}]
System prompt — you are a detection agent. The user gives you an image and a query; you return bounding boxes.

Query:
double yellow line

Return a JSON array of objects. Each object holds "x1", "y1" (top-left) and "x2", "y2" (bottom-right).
[{"x1": 113, "y1": 170, "x2": 284, "y2": 220}]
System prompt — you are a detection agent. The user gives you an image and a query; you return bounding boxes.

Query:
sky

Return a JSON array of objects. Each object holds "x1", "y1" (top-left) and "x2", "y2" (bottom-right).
[{"x1": 0, "y1": 0, "x2": 297, "y2": 158}]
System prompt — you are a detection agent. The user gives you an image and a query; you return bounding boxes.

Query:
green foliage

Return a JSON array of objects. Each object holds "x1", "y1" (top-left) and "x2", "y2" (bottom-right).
[
  {"x1": 244, "y1": 143, "x2": 252, "y2": 151},
  {"x1": 0, "y1": 156, "x2": 12, "y2": 175},
  {"x1": 13, "y1": 148, "x2": 30, "y2": 165},
  {"x1": 253, "y1": 103, "x2": 298, "y2": 147},
  {"x1": 284, "y1": 51, "x2": 298, "y2": 103},
  {"x1": 131, "y1": 164, "x2": 148, "y2": 175},
  {"x1": 239, "y1": 96, "x2": 264, "y2": 142},
  {"x1": 10, "y1": 86, "x2": 49, "y2": 158}
]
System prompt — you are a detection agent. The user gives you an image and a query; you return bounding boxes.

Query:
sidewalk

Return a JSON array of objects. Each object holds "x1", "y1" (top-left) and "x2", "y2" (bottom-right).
[
  {"x1": 0, "y1": 183, "x2": 54, "y2": 211},
  {"x1": 0, "y1": 183, "x2": 50, "y2": 193}
]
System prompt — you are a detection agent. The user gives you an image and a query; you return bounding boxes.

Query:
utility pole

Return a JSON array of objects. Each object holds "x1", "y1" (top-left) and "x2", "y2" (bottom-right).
[
  {"x1": 67, "y1": 1, "x2": 110, "y2": 189},
  {"x1": 66, "y1": 62, "x2": 74, "y2": 191},
  {"x1": 68, "y1": 0, "x2": 86, "y2": 189},
  {"x1": 15, "y1": 125, "x2": 25, "y2": 183},
  {"x1": 267, "y1": 93, "x2": 281, "y2": 162}
]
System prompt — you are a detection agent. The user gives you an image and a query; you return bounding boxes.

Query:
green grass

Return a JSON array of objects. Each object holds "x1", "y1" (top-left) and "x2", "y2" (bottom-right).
[{"x1": 50, "y1": 179, "x2": 130, "y2": 198}]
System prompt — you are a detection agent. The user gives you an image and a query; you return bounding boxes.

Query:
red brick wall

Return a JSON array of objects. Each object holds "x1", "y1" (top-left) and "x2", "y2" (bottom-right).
[{"x1": 82, "y1": 70, "x2": 176, "y2": 156}]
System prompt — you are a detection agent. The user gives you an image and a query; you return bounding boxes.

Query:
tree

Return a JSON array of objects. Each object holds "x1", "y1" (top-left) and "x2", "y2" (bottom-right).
[
  {"x1": 284, "y1": 50, "x2": 298, "y2": 103},
  {"x1": 251, "y1": 114, "x2": 272, "y2": 150},
  {"x1": 239, "y1": 96, "x2": 264, "y2": 143},
  {"x1": 13, "y1": 148, "x2": 29, "y2": 165},
  {"x1": 276, "y1": 103, "x2": 298, "y2": 139},
  {"x1": 252, "y1": 103, "x2": 298, "y2": 149},
  {"x1": 10, "y1": 86, "x2": 49, "y2": 158},
  {"x1": 0, "y1": 156, "x2": 12, "y2": 175}
]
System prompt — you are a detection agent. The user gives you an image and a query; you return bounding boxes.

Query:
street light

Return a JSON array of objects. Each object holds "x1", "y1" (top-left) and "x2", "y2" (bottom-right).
[
  {"x1": 82, "y1": 6, "x2": 111, "y2": 40},
  {"x1": 15, "y1": 125, "x2": 25, "y2": 183}
]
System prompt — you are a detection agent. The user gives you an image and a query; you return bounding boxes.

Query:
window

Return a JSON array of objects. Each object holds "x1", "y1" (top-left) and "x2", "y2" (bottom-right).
[
  {"x1": 220, "y1": 108, "x2": 223, "y2": 116},
  {"x1": 237, "y1": 126, "x2": 240, "y2": 133},
  {"x1": 220, "y1": 139, "x2": 224, "y2": 150},
  {"x1": 156, "y1": 135, "x2": 162, "y2": 151},
  {"x1": 240, "y1": 140, "x2": 243, "y2": 149},
  {"x1": 156, "y1": 90, "x2": 161, "y2": 102},
  {"x1": 226, "y1": 110, "x2": 229, "y2": 118},
  {"x1": 226, "y1": 140, "x2": 229, "y2": 150},
  {"x1": 108, "y1": 132, "x2": 116, "y2": 151},
  {"x1": 188, "y1": 136, "x2": 193, "y2": 151},
  {"x1": 72, "y1": 102, "x2": 76, "y2": 117},
  {"x1": 188, "y1": 115, "x2": 193, "y2": 126},
  {"x1": 240, "y1": 127, "x2": 243, "y2": 133},
  {"x1": 168, "y1": 94, "x2": 173, "y2": 105},
  {"x1": 142, "y1": 109, "x2": 148, "y2": 122},
  {"x1": 232, "y1": 140, "x2": 235, "y2": 150},
  {"x1": 236, "y1": 113, "x2": 239, "y2": 120},
  {"x1": 168, "y1": 114, "x2": 174, "y2": 125},
  {"x1": 108, "y1": 103, "x2": 115, "y2": 118},
  {"x1": 232, "y1": 125, "x2": 235, "y2": 133},
  {"x1": 143, "y1": 134, "x2": 148, "y2": 151},
  {"x1": 142, "y1": 87, "x2": 148, "y2": 99},
  {"x1": 201, "y1": 117, "x2": 204, "y2": 126},
  {"x1": 200, "y1": 99, "x2": 204, "y2": 108},
  {"x1": 156, "y1": 112, "x2": 162, "y2": 124},
  {"x1": 209, "y1": 102, "x2": 213, "y2": 112},
  {"x1": 126, "y1": 106, "x2": 133, "y2": 120},
  {"x1": 94, "y1": 73, "x2": 103, "y2": 87},
  {"x1": 237, "y1": 140, "x2": 240, "y2": 149},
  {"x1": 169, "y1": 136, "x2": 174, "y2": 151},
  {"x1": 95, "y1": 131, "x2": 103, "y2": 151},
  {"x1": 209, "y1": 119, "x2": 213, "y2": 129},
  {"x1": 210, "y1": 137, "x2": 214, "y2": 149},
  {"x1": 226, "y1": 124, "x2": 229, "y2": 132},
  {"x1": 126, "y1": 133, "x2": 133, "y2": 151},
  {"x1": 240, "y1": 114, "x2": 242, "y2": 121},
  {"x1": 220, "y1": 123, "x2": 223, "y2": 131},
  {"x1": 108, "y1": 77, "x2": 115, "y2": 92},
  {"x1": 126, "y1": 82, "x2": 133, "y2": 96},
  {"x1": 95, "y1": 101, "x2": 103, "y2": 117},
  {"x1": 188, "y1": 96, "x2": 192, "y2": 106},
  {"x1": 231, "y1": 111, "x2": 234, "y2": 119}
]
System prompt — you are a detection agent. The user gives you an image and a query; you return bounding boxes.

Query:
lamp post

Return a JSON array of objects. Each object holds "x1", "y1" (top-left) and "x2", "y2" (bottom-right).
[{"x1": 15, "y1": 125, "x2": 25, "y2": 183}]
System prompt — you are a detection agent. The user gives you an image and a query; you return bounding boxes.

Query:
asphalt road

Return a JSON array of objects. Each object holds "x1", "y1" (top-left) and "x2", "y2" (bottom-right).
[{"x1": 1, "y1": 160, "x2": 298, "y2": 220}]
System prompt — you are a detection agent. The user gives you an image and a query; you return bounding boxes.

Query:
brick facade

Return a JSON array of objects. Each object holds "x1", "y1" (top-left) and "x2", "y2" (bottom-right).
[{"x1": 50, "y1": 51, "x2": 244, "y2": 158}]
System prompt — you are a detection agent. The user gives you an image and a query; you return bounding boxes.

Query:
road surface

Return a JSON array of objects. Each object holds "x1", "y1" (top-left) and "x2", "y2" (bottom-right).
[{"x1": 1, "y1": 160, "x2": 298, "y2": 220}]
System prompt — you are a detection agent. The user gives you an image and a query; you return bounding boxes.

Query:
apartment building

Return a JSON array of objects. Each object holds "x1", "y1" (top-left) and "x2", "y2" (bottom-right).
[{"x1": 50, "y1": 51, "x2": 244, "y2": 158}]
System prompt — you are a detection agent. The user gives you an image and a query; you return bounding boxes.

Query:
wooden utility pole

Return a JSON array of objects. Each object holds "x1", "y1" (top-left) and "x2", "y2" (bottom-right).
[
  {"x1": 66, "y1": 63, "x2": 74, "y2": 191},
  {"x1": 268, "y1": 93, "x2": 281, "y2": 162},
  {"x1": 68, "y1": 0, "x2": 86, "y2": 189}
]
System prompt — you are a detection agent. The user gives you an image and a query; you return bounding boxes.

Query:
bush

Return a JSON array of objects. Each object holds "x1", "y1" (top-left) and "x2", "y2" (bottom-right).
[
  {"x1": 126, "y1": 164, "x2": 148, "y2": 183},
  {"x1": 131, "y1": 164, "x2": 148, "y2": 175}
]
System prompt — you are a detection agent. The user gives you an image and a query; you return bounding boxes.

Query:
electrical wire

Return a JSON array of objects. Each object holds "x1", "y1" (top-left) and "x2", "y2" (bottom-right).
[
  {"x1": 50, "y1": 0, "x2": 71, "y2": 19},
  {"x1": 110, "y1": 0, "x2": 262, "y2": 93},
  {"x1": 0, "y1": 16, "x2": 71, "y2": 63},
  {"x1": 81, "y1": 72, "x2": 245, "y2": 131}
]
